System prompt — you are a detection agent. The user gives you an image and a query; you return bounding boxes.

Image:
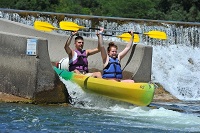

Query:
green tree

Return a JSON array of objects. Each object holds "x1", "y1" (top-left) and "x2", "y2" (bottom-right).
[
  {"x1": 0, "y1": 0, "x2": 200, "y2": 22},
  {"x1": 164, "y1": 3, "x2": 187, "y2": 21},
  {"x1": 0, "y1": 0, "x2": 17, "y2": 8},
  {"x1": 13, "y1": 0, "x2": 58, "y2": 12},
  {"x1": 158, "y1": 0, "x2": 200, "y2": 22},
  {"x1": 96, "y1": 0, "x2": 156, "y2": 18},
  {"x1": 187, "y1": 5, "x2": 200, "y2": 22},
  {"x1": 55, "y1": 0, "x2": 81, "y2": 14}
]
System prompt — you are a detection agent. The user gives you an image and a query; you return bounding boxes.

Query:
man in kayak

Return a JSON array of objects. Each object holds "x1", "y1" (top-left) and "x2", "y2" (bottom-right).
[
  {"x1": 64, "y1": 31, "x2": 102, "y2": 78},
  {"x1": 98, "y1": 28, "x2": 135, "y2": 82}
]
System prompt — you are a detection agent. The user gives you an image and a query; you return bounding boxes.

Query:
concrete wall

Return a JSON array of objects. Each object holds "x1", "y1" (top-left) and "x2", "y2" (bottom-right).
[
  {"x1": 0, "y1": 31, "x2": 69, "y2": 103},
  {"x1": 0, "y1": 18, "x2": 152, "y2": 82}
]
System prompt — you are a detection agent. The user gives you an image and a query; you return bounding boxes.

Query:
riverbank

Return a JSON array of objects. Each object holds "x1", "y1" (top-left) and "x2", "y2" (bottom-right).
[
  {"x1": 0, "y1": 92, "x2": 32, "y2": 103},
  {"x1": 0, "y1": 86, "x2": 179, "y2": 104}
]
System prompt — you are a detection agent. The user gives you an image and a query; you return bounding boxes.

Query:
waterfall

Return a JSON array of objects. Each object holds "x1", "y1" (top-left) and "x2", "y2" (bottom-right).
[{"x1": 0, "y1": 8, "x2": 200, "y2": 100}]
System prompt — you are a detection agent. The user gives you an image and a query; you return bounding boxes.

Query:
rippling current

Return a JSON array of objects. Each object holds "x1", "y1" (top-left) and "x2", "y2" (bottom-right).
[
  {"x1": 0, "y1": 101, "x2": 200, "y2": 133},
  {"x1": 1, "y1": 78, "x2": 200, "y2": 133}
]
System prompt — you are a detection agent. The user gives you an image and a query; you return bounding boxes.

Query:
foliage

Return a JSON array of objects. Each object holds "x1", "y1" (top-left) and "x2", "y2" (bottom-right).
[{"x1": 0, "y1": 0, "x2": 200, "y2": 22}]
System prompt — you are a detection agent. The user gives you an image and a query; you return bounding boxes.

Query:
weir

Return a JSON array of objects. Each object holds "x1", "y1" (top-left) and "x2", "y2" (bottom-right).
[
  {"x1": 0, "y1": 8, "x2": 200, "y2": 102},
  {"x1": 0, "y1": 8, "x2": 199, "y2": 48}
]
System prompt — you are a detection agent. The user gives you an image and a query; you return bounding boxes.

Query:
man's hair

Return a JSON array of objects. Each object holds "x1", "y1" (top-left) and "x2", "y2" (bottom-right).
[{"x1": 75, "y1": 36, "x2": 84, "y2": 41}]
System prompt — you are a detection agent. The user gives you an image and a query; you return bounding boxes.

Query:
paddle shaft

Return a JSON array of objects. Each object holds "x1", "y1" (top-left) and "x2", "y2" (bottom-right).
[
  {"x1": 103, "y1": 33, "x2": 134, "y2": 37},
  {"x1": 86, "y1": 27, "x2": 125, "y2": 32}
]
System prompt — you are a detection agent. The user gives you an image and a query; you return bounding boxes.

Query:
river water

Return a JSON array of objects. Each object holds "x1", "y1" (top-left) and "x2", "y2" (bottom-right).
[
  {"x1": 1, "y1": 101, "x2": 200, "y2": 132},
  {"x1": 1, "y1": 78, "x2": 200, "y2": 133}
]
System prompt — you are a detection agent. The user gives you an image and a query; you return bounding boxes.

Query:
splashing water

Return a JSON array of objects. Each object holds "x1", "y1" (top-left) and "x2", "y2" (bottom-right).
[
  {"x1": 152, "y1": 45, "x2": 200, "y2": 100},
  {"x1": 58, "y1": 77, "x2": 200, "y2": 132}
]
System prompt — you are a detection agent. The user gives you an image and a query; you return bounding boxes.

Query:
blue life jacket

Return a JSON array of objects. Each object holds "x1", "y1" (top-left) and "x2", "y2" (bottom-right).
[
  {"x1": 102, "y1": 57, "x2": 123, "y2": 79},
  {"x1": 69, "y1": 50, "x2": 88, "y2": 73}
]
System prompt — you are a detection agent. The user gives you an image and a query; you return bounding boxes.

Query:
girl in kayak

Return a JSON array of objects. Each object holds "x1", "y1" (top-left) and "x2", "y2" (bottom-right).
[{"x1": 98, "y1": 28, "x2": 135, "y2": 82}]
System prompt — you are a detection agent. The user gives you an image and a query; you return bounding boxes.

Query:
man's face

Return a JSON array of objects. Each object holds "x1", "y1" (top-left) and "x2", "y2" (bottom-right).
[{"x1": 75, "y1": 39, "x2": 84, "y2": 50}]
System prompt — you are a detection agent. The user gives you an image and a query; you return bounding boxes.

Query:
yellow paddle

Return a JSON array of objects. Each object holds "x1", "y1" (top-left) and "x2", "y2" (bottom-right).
[
  {"x1": 134, "y1": 31, "x2": 167, "y2": 40},
  {"x1": 34, "y1": 21, "x2": 59, "y2": 32},
  {"x1": 34, "y1": 21, "x2": 97, "y2": 32},
  {"x1": 34, "y1": 21, "x2": 166, "y2": 41},
  {"x1": 115, "y1": 31, "x2": 167, "y2": 41},
  {"x1": 60, "y1": 21, "x2": 167, "y2": 40},
  {"x1": 118, "y1": 33, "x2": 140, "y2": 42},
  {"x1": 33, "y1": 21, "x2": 139, "y2": 42},
  {"x1": 59, "y1": 21, "x2": 140, "y2": 42},
  {"x1": 59, "y1": 21, "x2": 99, "y2": 31},
  {"x1": 104, "y1": 33, "x2": 140, "y2": 42}
]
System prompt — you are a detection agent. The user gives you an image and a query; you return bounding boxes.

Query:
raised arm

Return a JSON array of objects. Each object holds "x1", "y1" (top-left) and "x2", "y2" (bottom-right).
[
  {"x1": 98, "y1": 28, "x2": 108, "y2": 64},
  {"x1": 118, "y1": 31, "x2": 134, "y2": 60},
  {"x1": 86, "y1": 28, "x2": 105, "y2": 56},
  {"x1": 64, "y1": 31, "x2": 77, "y2": 59}
]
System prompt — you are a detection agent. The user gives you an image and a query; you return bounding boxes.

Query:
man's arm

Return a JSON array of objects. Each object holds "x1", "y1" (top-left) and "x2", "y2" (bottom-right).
[
  {"x1": 86, "y1": 48, "x2": 100, "y2": 56},
  {"x1": 86, "y1": 29, "x2": 105, "y2": 56},
  {"x1": 64, "y1": 31, "x2": 77, "y2": 59},
  {"x1": 118, "y1": 31, "x2": 134, "y2": 60}
]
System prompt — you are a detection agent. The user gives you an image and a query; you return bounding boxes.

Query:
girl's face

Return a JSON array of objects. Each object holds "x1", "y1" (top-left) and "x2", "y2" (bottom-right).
[{"x1": 108, "y1": 47, "x2": 117, "y2": 58}]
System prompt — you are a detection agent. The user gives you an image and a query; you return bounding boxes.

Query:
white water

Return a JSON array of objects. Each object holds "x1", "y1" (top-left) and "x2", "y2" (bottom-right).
[
  {"x1": 152, "y1": 45, "x2": 200, "y2": 100},
  {"x1": 60, "y1": 79, "x2": 200, "y2": 132},
  {"x1": 58, "y1": 42, "x2": 200, "y2": 132}
]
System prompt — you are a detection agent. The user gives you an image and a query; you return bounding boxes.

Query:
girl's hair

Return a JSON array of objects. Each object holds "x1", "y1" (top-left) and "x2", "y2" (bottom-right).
[{"x1": 107, "y1": 42, "x2": 118, "y2": 52}]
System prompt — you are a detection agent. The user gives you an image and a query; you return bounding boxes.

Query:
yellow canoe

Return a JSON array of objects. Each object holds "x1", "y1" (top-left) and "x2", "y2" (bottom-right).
[{"x1": 54, "y1": 67, "x2": 155, "y2": 106}]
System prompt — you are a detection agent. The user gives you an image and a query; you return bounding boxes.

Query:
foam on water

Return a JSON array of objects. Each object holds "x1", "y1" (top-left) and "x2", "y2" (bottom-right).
[{"x1": 60, "y1": 78, "x2": 200, "y2": 132}]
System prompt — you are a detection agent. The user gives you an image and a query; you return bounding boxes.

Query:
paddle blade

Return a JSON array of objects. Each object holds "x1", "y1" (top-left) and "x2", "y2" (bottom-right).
[
  {"x1": 34, "y1": 21, "x2": 58, "y2": 32},
  {"x1": 133, "y1": 34, "x2": 140, "y2": 42},
  {"x1": 59, "y1": 21, "x2": 85, "y2": 31},
  {"x1": 117, "y1": 33, "x2": 140, "y2": 42},
  {"x1": 144, "y1": 31, "x2": 167, "y2": 40}
]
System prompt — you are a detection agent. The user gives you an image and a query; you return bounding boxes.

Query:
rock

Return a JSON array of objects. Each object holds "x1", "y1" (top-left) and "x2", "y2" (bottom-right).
[
  {"x1": 153, "y1": 84, "x2": 179, "y2": 102},
  {"x1": 188, "y1": 58, "x2": 194, "y2": 65}
]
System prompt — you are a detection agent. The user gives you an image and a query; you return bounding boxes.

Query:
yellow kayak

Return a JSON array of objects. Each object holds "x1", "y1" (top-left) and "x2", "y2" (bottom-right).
[{"x1": 54, "y1": 67, "x2": 155, "y2": 106}]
